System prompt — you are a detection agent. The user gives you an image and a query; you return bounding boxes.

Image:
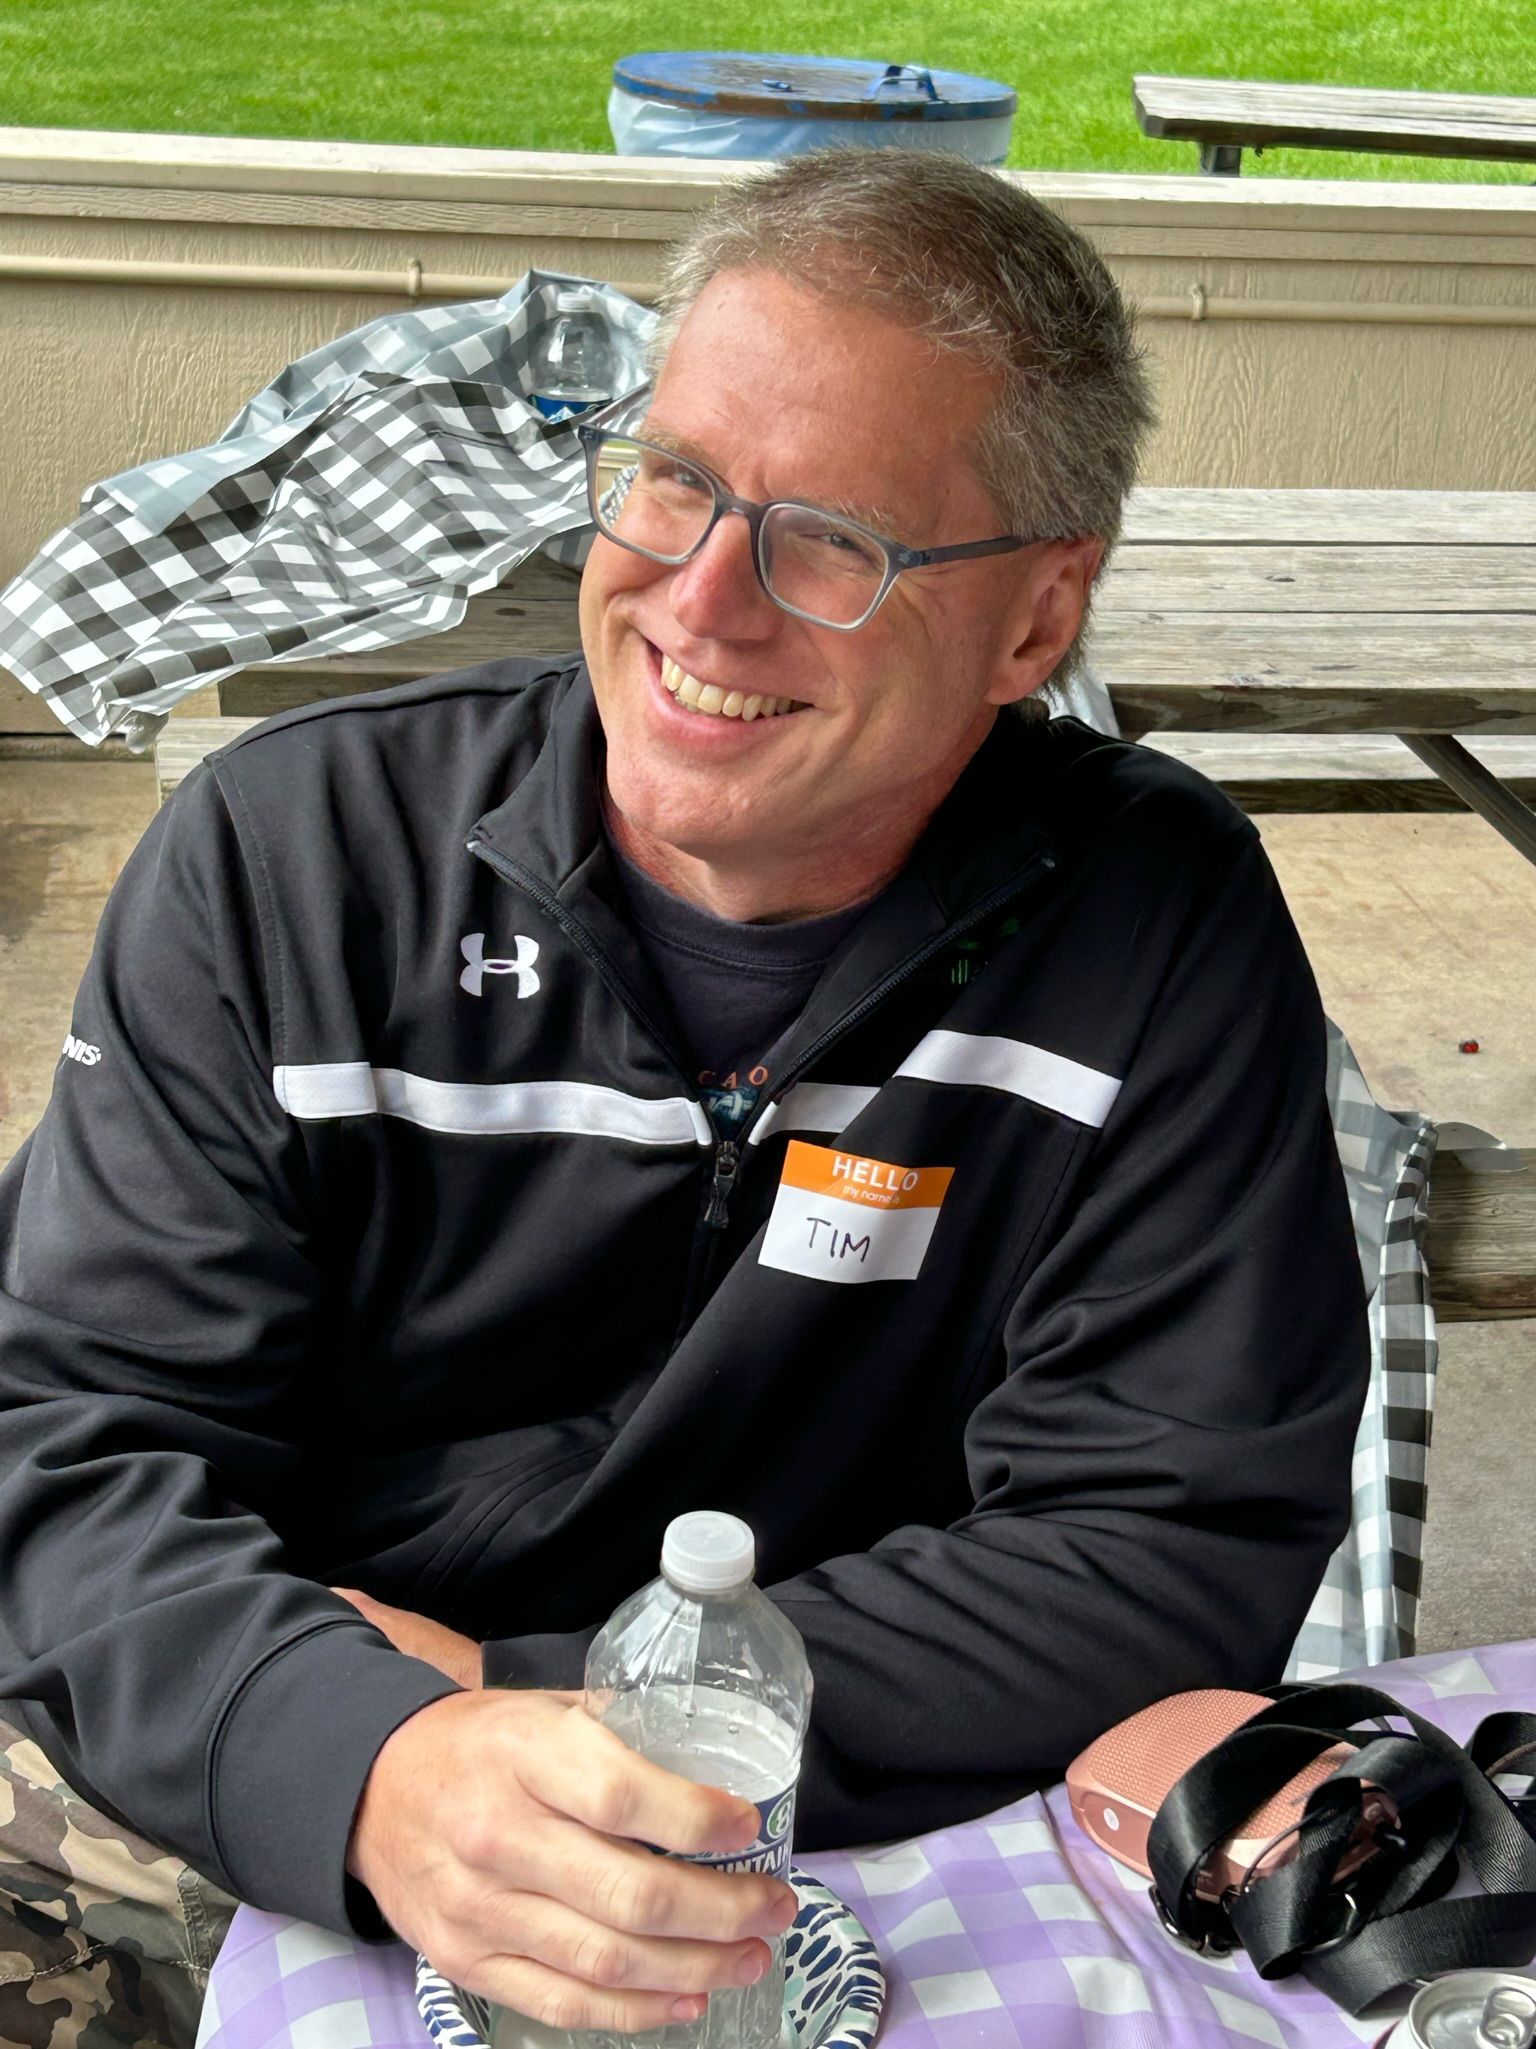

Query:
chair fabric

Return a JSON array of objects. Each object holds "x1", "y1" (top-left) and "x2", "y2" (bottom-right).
[{"x1": 1285, "y1": 1024, "x2": 1438, "y2": 1678}]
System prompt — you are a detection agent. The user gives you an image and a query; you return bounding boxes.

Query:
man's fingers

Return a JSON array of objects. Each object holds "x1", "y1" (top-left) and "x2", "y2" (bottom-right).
[
  {"x1": 461, "y1": 1953, "x2": 710, "y2": 2038},
  {"x1": 478, "y1": 1891, "x2": 773, "y2": 1998},
  {"x1": 514, "y1": 1706, "x2": 758, "y2": 1855},
  {"x1": 524, "y1": 1817, "x2": 797, "y2": 1943}
]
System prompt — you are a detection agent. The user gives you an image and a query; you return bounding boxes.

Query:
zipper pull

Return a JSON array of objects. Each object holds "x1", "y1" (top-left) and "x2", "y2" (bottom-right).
[{"x1": 704, "y1": 1140, "x2": 740, "y2": 1230}]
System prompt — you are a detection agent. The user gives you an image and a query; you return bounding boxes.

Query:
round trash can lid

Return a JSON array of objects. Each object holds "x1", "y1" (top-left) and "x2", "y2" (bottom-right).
[{"x1": 611, "y1": 51, "x2": 1017, "y2": 123}]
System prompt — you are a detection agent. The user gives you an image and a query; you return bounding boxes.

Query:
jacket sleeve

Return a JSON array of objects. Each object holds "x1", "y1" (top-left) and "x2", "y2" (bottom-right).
[
  {"x1": 0, "y1": 765, "x2": 458, "y2": 1930},
  {"x1": 490, "y1": 828, "x2": 1370, "y2": 1846}
]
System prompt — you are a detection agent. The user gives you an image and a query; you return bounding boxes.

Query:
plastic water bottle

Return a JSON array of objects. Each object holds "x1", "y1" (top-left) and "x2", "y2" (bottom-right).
[
  {"x1": 530, "y1": 289, "x2": 618, "y2": 422},
  {"x1": 576, "y1": 1512, "x2": 813, "y2": 2049}
]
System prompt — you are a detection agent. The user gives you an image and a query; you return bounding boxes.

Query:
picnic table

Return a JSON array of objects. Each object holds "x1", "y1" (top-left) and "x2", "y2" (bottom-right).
[
  {"x1": 195, "y1": 1637, "x2": 1536, "y2": 2049},
  {"x1": 192, "y1": 485, "x2": 1536, "y2": 870},
  {"x1": 1132, "y1": 74, "x2": 1536, "y2": 175}
]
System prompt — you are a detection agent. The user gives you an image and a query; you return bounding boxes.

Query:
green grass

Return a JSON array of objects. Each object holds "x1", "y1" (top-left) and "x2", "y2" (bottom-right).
[{"x1": 2, "y1": 0, "x2": 1533, "y2": 183}]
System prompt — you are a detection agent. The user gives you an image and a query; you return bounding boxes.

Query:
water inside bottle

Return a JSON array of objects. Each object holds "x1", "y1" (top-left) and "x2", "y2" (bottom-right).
[{"x1": 576, "y1": 1685, "x2": 800, "y2": 2049}]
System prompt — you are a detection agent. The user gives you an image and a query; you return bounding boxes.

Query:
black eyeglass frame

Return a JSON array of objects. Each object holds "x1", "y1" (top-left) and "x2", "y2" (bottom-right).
[{"x1": 577, "y1": 424, "x2": 1031, "y2": 632}]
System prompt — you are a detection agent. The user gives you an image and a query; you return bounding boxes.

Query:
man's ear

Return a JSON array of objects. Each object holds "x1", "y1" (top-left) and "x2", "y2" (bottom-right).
[{"x1": 987, "y1": 537, "x2": 1107, "y2": 708}]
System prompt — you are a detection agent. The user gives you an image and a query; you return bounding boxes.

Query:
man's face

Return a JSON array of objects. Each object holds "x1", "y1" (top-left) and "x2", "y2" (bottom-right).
[{"x1": 580, "y1": 267, "x2": 1088, "y2": 897}]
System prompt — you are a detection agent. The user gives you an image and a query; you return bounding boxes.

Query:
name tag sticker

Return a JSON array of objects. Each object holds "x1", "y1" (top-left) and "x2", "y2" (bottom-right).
[{"x1": 758, "y1": 1140, "x2": 954, "y2": 1285}]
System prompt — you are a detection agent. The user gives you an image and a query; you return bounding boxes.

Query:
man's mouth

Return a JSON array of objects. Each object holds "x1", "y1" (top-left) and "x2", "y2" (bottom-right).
[{"x1": 660, "y1": 653, "x2": 807, "y2": 722}]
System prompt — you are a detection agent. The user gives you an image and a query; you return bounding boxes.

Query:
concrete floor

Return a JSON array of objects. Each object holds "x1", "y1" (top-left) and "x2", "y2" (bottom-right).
[{"x1": 0, "y1": 760, "x2": 1532, "y2": 1651}]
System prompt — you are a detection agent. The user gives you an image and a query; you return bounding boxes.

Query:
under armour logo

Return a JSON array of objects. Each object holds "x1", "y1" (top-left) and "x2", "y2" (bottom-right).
[{"x1": 459, "y1": 932, "x2": 541, "y2": 999}]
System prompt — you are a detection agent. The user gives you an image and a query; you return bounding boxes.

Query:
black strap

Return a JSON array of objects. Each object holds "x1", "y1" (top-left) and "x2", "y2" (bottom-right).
[{"x1": 1145, "y1": 1683, "x2": 1536, "y2": 2013}]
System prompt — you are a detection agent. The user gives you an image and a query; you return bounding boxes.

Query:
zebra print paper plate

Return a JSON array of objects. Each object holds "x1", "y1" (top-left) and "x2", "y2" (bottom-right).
[{"x1": 414, "y1": 1867, "x2": 884, "y2": 2049}]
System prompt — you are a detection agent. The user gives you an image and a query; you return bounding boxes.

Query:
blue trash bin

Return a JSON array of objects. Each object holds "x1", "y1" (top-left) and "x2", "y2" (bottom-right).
[{"x1": 609, "y1": 52, "x2": 1017, "y2": 164}]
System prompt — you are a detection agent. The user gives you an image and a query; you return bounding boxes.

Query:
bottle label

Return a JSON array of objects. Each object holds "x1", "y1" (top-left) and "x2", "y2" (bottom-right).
[
  {"x1": 532, "y1": 392, "x2": 605, "y2": 423},
  {"x1": 681, "y1": 1785, "x2": 797, "y2": 1882}
]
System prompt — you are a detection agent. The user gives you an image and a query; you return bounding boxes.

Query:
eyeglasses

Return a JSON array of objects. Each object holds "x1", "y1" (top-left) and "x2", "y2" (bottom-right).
[{"x1": 578, "y1": 426, "x2": 1031, "y2": 632}]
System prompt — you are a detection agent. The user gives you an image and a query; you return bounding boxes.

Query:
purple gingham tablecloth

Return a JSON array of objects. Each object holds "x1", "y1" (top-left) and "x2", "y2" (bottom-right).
[{"x1": 196, "y1": 1641, "x2": 1536, "y2": 2049}]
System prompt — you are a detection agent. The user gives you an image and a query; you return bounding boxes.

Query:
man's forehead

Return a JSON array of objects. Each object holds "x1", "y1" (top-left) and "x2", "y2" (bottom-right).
[{"x1": 644, "y1": 268, "x2": 1004, "y2": 542}]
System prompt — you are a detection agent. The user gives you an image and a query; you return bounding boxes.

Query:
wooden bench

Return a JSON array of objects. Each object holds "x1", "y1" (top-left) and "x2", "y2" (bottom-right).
[
  {"x1": 1140, "y1": 734, "x2": 1536, "y2": 812},
  {"x1": 151, "y1": 708, "x2": 1536, "y2": 819},
  {"x1": 1133, "y1": 74, "x2": 1536, "y2": 175},
  {"x1": 1425, "y1": 1148, "x2": 1536, "y2": 1321}
]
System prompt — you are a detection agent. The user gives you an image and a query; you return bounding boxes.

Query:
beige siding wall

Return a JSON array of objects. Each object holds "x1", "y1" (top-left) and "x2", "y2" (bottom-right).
[{"x1": 3, "y1": 129, "x2": 1535, "y2": 727}]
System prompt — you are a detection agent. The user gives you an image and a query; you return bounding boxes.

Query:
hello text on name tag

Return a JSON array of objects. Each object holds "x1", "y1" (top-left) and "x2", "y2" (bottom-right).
[{"x1": 758, "y1": 1140, "x2": 954, "y2": 1285}]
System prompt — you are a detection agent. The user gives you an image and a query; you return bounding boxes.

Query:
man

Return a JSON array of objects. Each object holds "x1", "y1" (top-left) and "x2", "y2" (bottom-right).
[{"x1": 0, "y1": 148, "x2": 1368, "y2": 2045}]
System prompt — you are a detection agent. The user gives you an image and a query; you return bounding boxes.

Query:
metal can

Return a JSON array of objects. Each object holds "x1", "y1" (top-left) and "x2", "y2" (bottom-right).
[{"x1": 1376, "y1": 1972, "x2": 1536, "y2": 2049}]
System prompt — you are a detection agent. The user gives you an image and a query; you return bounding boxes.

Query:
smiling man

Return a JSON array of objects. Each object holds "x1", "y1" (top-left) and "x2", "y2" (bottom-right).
[
  {"x1": 581, "y1": 264, "x2": 1087, "y2": 926},
  {"x1": 0, "y1": 149, "x2": 1368, "y2": 2048}
]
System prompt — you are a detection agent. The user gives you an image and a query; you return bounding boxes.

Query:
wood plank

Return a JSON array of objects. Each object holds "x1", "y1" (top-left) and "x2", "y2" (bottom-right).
[
  {"x1": 1099, "y1": 545, "x2": 1536, "y2": 613},
  {"x1": 221, "y1": 596, "x2": 582, "y2": 714},
  {"x1": 1134, "y1": 76, "x2": 1536, "y2": 164},
  {"x1": 1136, "y1": 76, "x2": 1536, "y2": 132},
  {"x1": 0, "y1": 663, "x2": 62, "y2": 736},
  {"x1": 1145, "y1": 737, "x2": 1536, "y2": 810},
  {"x1": 1426, "y1": 1149, "x2": 1536, "y2": 1320},
  {"x1": 154, "y1": 717, "x2": 258, "y2": 799},
  {"x1": 1090, "y1": 614, "x2": 1536, "y2": 734},
  {"x1": 0, "y1": 732, "x2": 136, "y2": 762},
  {"x1": 1120, "y1": 488, "x2": 1536, "y2": 546},
  {"x1": 169, "y1": 719, "x2": 1536, "y2": 808},
  {"x1": 1144, "y1": 733, "x2": 1536, "y2": 772},
  {"x1": 0, "y1": 128, "x2": 742, "y2": 208},
  {"x1": 222, "y1": 602, "x2": 1536, "y2": 733},
  {"x1": 1142, "y1": 733, "x2": 1536, "y2": 813}
]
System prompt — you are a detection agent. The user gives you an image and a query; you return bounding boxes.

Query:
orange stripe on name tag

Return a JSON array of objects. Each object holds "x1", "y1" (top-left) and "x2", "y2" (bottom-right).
[{"x1": 780, "y1": 1140, "x2": 953, "y2": 1212}]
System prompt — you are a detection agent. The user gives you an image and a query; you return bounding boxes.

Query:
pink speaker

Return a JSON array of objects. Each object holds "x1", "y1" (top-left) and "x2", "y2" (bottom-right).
[{"x1": 1066, "y1": 1690, "x2": 1396, "y2": 1899}]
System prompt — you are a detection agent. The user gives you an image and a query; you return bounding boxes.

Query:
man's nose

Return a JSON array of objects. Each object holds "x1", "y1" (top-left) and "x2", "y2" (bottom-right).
[{"x1": 667, "y1": 509, "x2": 781, "y2": 642}]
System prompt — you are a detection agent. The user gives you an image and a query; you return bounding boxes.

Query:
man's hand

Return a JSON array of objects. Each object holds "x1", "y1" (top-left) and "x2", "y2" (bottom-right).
[
  {"x1": 331, "y1": 1587, "x2": 481, "y2": 1690},
  {"x1": 348, "y1": 1689, "x2": 794, "y2": 2035}
]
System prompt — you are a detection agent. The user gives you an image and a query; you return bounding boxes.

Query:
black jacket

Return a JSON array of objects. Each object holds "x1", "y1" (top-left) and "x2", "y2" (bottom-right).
[{"x1": 0, "y1": 658, "x2": 1368, "y2": 1934}]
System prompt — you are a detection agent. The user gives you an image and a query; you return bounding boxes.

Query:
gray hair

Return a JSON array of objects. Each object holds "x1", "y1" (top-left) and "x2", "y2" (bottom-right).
[{"x1": 649, "y1": 147, "x2": 1156, "y2": 692}]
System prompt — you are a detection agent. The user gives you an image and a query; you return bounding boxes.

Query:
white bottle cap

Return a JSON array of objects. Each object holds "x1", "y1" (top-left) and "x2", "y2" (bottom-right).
[{"x1": 661, "y1": 1512, "x2": 755, "y2": 1594}]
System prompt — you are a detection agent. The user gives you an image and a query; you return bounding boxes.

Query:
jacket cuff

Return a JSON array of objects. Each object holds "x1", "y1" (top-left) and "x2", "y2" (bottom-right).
[
  {"x1": 210, "y1": 1622, "x2": 461, "y2": 1934},
  {"x1": 482, "y1": 1626, "x2": 596, "y2": 1692}
]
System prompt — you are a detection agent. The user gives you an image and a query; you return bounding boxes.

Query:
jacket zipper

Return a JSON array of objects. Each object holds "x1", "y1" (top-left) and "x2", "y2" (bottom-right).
[
  {"x1": 468, "y1": 837, "x2": 1054, "y2": 1257},
  {"x1": 703, "y1": 1140, "x2": 739, "y2": 1230}
]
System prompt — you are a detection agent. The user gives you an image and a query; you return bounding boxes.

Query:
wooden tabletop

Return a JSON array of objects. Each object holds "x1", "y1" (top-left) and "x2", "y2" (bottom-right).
[
  {"x1": 1133, "y1": 75, "x2": 1536, "y2": 166},
  {"x1": 223, "y1": 487, "x2": 1536, "y2": 737},
  {"x1": 1093, "y1": 488, "x2": 1536, "y2": 736}
]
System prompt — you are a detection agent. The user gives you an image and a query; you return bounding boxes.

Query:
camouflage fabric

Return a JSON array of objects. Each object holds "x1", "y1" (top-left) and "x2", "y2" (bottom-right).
[{"x1": 0, "y1": 1718, "x2": 235, "y2": 2049}]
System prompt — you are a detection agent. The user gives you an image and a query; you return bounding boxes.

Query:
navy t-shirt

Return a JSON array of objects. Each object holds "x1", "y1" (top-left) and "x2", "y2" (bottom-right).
[{"x1": 609, "y1": 847, "x2": 873, "y2": 1137}]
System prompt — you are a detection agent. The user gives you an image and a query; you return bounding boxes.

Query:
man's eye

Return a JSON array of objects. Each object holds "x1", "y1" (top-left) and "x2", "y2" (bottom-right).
[
  {"x1": 642, "y1": 455, "x2": 711, "y2": 497},
  {"x1": 806, "y1": 524, "x2": 884, "y2": 571}
]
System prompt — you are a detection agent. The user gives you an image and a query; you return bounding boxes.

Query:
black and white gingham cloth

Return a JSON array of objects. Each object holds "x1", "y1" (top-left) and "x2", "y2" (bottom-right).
[
  {"x1": 1285, "y1": 1022, "x2": 1439, "y2": 1678},
  {"x1": 0, "y1": 271, "x2": 657, "y2": 749}
]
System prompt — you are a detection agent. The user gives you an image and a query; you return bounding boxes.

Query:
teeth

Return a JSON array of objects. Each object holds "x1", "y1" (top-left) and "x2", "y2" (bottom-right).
[{"x1": 659, "y1": 653, "x2": 803, "y2": 721}]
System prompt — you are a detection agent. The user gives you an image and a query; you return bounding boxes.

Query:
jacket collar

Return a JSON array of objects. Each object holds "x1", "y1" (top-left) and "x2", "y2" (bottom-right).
[{"x1": 471, "y1": 666, "x2": 1057, "y2": 1070}]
